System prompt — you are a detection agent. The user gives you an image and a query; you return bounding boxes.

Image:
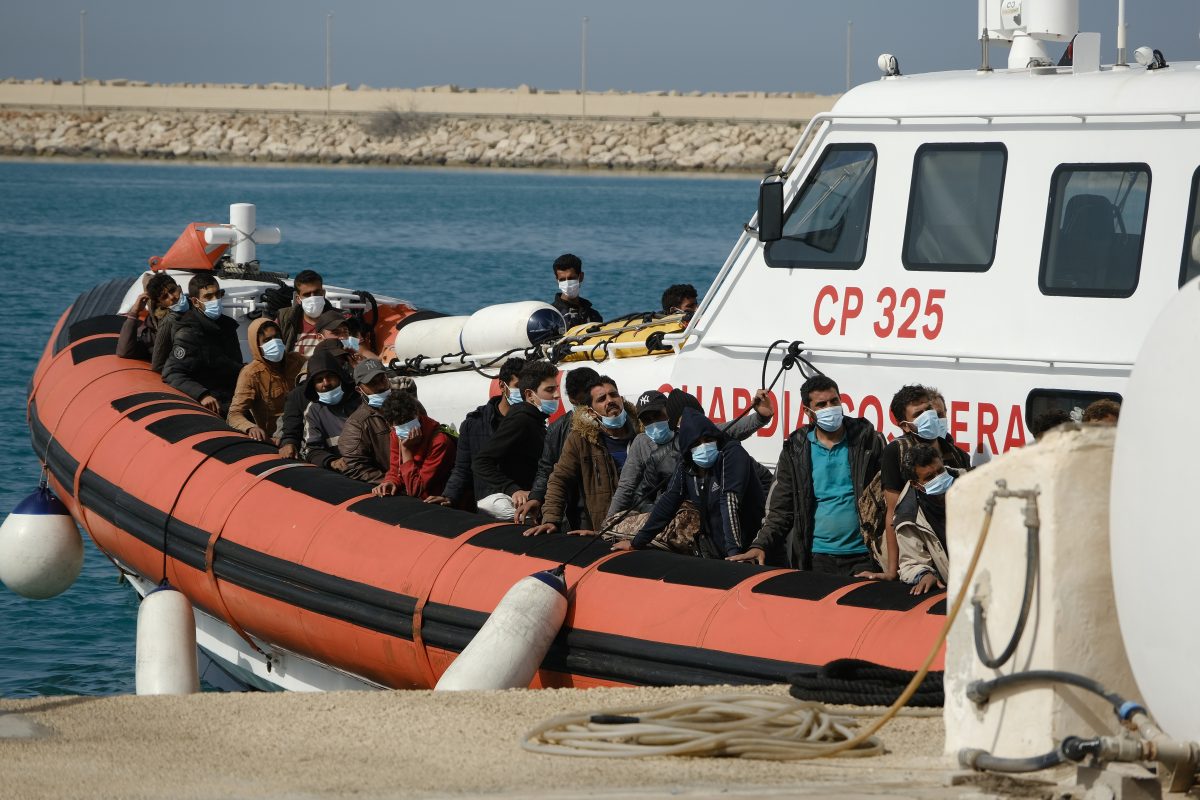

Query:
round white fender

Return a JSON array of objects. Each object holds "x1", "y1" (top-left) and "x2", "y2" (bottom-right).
[
  {"x1": 135, "y1": 584, "x2": 200, "y2": 695},
  {"x1": 0, "y1": 488, "x2": 84, "y2": 599},
  {"x1": 392, "y1": 315, "x2": 470, "y2": 362},
  {"x1": 435, "y1": 567, "x2": 569, "y2": 691},
  {"x1": 458, "y1": 301, "x2": 565, "y2": 355}
]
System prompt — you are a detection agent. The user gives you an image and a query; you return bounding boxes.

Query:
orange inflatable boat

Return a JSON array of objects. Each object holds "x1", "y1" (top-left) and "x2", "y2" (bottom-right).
[{"x1": 27, "y1": 278, "x2": 946, "y2": 691}]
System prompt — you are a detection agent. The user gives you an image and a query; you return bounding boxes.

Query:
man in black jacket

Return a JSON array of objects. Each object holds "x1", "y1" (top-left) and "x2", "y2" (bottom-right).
[
  {"x1": 551, "y1": 253, "x2": 602, "y2": 330},
  {"x1": 276, "y1": 339, "x2": 355, "y2": 459},
  {"x1": 472, "y1": 360, "x2": 560, "y2": 521},
  {"x1": 161, "y1": 274, "x2": 243, "y2": 415},
  {"x1": 426, "y1": 357, "x2": 525, "y2": 509},
  {"x1": 517, "y1": 365, "x2": 599, "y2": 526},
  {"x1": 729, "y1": 375, "x2": 885, "y2": 574}
]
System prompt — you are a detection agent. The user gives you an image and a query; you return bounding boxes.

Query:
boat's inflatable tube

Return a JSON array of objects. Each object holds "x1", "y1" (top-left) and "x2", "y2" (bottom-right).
[
  {"x1": 135, "y1": 584, "x2": 200, "y2": 695},
  {"x1": 391, "y1": 301, "x2": 564, "y2": 362},
  {"x1": 435, "y1": 567, "x2": 569, "y2": 691},
  {"x1": 0, "y1": 488, "x2": 83, "y2": 599},
  {"x1": 458, "y1": 301, "x2": 565, "y2": 355}
]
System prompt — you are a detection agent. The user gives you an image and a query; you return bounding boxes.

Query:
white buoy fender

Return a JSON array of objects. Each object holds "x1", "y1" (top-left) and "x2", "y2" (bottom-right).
[
  {"x1": 0, "y1": 488, "x2": 84, "y2": 599},
  {"x1": 457, "y1": 301, "x2": 566, "y2": 355},
  {"x1": 435, "y1": 567, "x2": 569, "y2": 691},
  {"x1": 135, "y1": 584, "x2": 200, "y2": 695},
  {"x1": 391, "y1": 314, "x2": 471, "y2": 362}
]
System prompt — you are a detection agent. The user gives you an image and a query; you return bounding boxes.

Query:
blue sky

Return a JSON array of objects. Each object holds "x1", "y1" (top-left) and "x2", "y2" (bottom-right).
[{"x1": 1, "y1": 1, "x2": 1197, "y2": 95}]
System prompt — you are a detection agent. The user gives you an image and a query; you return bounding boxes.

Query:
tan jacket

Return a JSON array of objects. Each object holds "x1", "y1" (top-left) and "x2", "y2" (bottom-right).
[
  {"x1": 339, "y1": 402, "x2": 391, "y2": 484},
  {"x1": 227, "y1": 318, "x2": 306, "y2": 438},
  {"x1": 543, "y1": 402, "x2": 641, "y2": 529},
  {"x1": 893, "y1": 478, "x2": 955, "y2": 585}
]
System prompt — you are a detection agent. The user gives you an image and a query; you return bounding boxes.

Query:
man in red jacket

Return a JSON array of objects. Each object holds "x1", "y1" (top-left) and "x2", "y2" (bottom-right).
[{"x1": 371, "y1": 389, "x2": 457, "y2": 500}]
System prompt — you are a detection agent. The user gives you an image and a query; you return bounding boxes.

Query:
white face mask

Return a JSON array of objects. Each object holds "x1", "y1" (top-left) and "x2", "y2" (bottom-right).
[
  {"x1": 558, "y1": 279, "x2": 581, "y2": 300},
  {"x1": 300, "y1": 295, "x2": 324, "y2": 317}
]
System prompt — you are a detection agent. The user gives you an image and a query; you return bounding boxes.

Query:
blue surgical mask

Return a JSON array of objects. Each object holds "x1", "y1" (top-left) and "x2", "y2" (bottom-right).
[
  {"x1": 507, "y1": 387, "x2": 523, "y2": 405},
  {"x1": 169, "y1": 295, "x2": 189, "y2": 313},
  {"x1": 260, "y1": 338, "x2": 285, "y2": 363},
  {"x1": 394, "y1": 418, "x2": 421, "y2": 441},
  {"x1": 913, "y1": 409, "x2": 940, "y2": 441},
  {"x1": 813, "y1": 405, "x2": 844, "y2": 432},
  {"x1": 341, "y1": 336, "x2": 359, "y2": 352},
  {"x1": 645, "y1": 421, "x2": 674, "y2": 445},
  {"x1": 365, "y1": 389, "x2": 391, "y2": 409},
  {"x1": 203, "y1": 299, "x2": 222, "y2": 320},
  {"x1": 538, "y1": 397, "x2": 559, "y2": 416},
  {"x1": 922, "y1": 470, "x2": 954, "y2": 496},
  {"x1": 691, "y1": 441, "x2": 719, "y2": 469},
  {"x1": 317, "y1": 385, "x2": 344, "y2": 405},
  {"x1": 935, "y1": 416, "x2": 949, "y2": 439},
  {"x1": 600, "y1": 408, "x2": 628, "y2": 429}
]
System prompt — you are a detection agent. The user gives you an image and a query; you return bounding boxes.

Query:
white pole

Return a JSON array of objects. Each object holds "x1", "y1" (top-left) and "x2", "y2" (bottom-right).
[
  {"x1": 79, "y1": 9, "x2": 86, "y2": 112},
  {"x1": 325, "y1": 12, "x2": 332, "y2": 113},
  {"x1": 1116, "y1": 0, "x2": 1127, "y2": 66},
  {"x1": 581, "y1": 16, "x2": 588, "y2": 117},
  {"x1": 845, "y1": 20, "x2": 853, "y2": 92}
]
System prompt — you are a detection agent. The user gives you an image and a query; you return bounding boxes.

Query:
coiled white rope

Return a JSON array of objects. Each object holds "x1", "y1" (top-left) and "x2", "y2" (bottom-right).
[{"x1": 521, "y1": 693, "x2": 883, "y2": 760}]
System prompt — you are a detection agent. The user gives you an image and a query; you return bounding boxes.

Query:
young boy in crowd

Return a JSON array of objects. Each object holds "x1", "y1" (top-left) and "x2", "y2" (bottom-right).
[
  {"x1": 372, "y1": 389, "x2": 457, "y2": 501},
  {"x1": 551, "y1": 253, "x2": 602, "y2": 329}
]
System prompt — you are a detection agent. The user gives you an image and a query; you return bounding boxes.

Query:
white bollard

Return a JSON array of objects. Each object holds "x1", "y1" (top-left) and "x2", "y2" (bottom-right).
[
  {"x1": 135, "y1": 584, "x2": 200, "y2": 695},
  {"x1": 0, "y1": 488, "x2": 84, "y2": 599},
  {"x1": 435, "y1": 568, "x2": 568, "y2": 691}
]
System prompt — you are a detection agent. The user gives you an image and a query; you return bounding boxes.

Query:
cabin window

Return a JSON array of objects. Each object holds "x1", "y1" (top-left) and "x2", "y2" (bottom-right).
[
  {"x1": 1039, "y1": 164, "x2": 1151, "y2": 298},
  {"x1": 903, "y1": 144, "x2": 1006, "y2": 271},
  {"x1": 764, "y1": 144, "x2": 876, "y2": 269},
  {"x1": 1179, "y1": 167, "x2": 1200, "y2": 287},
  {"x1": 1026, "y1": 389, "x2": 1123, "y2": 431}
]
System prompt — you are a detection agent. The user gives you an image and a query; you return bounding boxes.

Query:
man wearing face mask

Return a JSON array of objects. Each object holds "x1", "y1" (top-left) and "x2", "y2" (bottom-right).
[
  {"x1": 615, "y1": 407, "x2": 765, "y2": 559},
  {"x1": 372, "y1": 389, "x2": 457, "y2": 500},
  {"x1": 894, "y1": 443, "x2": 960, "y2": 596},
  {"x1": 149, "y1": 276, "x2": 198, "y2": 373},
  {"x1": 161, "y1": 274, "x2": 243, "y2": 416},
  {"x1": 861, "y1": 385, "x2": 972, "y2": 581},
  {"x1": 337, "y1": 359, "x2": 400, "y2": 484},
  {"x1": 278, "y1": 269, "x2": 334, "y2": 357},
  {"x1": 472, "y1": 360, "x2": 560, "y2": 521},
  {"x1": 300, "y1": 347, "x2": 361, "y2": 472},
  {"x1": 524, "y1": 375, "x2": 640, "y2": 537},
  {"x1": 427, "y1": 357, "x2": 526, "y2": 510},
  {"x1": 118, "y1": 272, "x2": 184, "y2": 363},
  {"x1": 227, "y1": 318, "x2": 306, "y2": 442},
  {"x1": 551, "y1": 253, "x2": 602, "y2": 330},
  {"x1": 518, "y1": 366, "x2": 600, "y2": 527},
  {"x1": 729, "y1": 375, "x2": 884, "y2": 573}
]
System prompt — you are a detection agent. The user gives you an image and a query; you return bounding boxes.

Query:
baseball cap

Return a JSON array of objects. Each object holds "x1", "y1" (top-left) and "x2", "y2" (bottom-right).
[
  {"x1": 635, "y1": 390, "x2": 667, "y2": 419},
  {"x1": 352, "y1": 359, "x2": 387, "y2": 385}
]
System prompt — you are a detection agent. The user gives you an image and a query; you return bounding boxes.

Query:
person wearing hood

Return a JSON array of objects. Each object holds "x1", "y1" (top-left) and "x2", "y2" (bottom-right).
[
  {"x1": 372, "y1": 389, "x2": 457, "y2": 500},
  {"x1": 426, "y1": 357, "x2": 526, "y2": 509},
  {"x1": 516, "y1": 365, "x2": 600, "y2": 527},
  {"x1": 117, "y1": 272, "x2": 184, "y2": 363},
  {"x1": 277, "y1": 269, "x2": 334, "y2": 356},
  {"x1": 301, "y1": 345, "x2": 361, "y2": 471},
  {"x1": 894, "y1": 442, "x2": 962, "y2": 595},
  {"x1": 161, "y1": 274, "x2": 243, "y2": 415},
  {"x1": 226, "y1": 318, "x2": 306, "y2": 442},
  {"x1": 277, "y1": 338, "x2": 356, "y2": 460},
  {"x1": 609, "y1": 388, "x2": 776, "y2": 520},
  {"x1": 729, "y1": 375, "x2": 885, "y2": 573},
  {"x1": 524, "y1": 375, "x2": 640, "y2": 536},
  {"x1": 551, "y1": 253, "x2": 602, "y2": 330},
  {"x1": 616, "y1": 408, "x2": 765, "y2": 559},
  {"x1": 472, "y1": 360, "x2": 560, "y2": 521}
]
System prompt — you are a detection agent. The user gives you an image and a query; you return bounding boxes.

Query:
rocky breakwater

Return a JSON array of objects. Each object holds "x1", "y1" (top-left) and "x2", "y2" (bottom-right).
[{"x1": 0, "y1": 109, "x2": 802, "y2": 172}]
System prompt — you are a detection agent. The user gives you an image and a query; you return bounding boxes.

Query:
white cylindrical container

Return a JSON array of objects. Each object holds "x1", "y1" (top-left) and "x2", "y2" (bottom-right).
[
  {"x1": 458, "y1": 301, "x2": 565, "y2": 355},
  {"x1": 1026, "y1": 0, "x2": 1078, "y2": 41},
  {"x1": 229, "y1": 203, "x2": 256, "y2": 264},
  {"x1": 0, "y1": 488, "x2": 84, "y2": 600},
  {"x1": 391, "y1": 315, "x2": 471, "y2": 362},
  {"x1": 435, "y1": 568, "x2": 568, "y2": 691},
  {"x1": 135, "y1": 584, "x2": 200, "y2": 695}
]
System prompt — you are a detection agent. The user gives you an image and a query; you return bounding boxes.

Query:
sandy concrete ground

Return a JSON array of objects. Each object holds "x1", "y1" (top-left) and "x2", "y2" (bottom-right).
[{"x1": 1, "y1": 684, "x2": 1064, "y2": 800}]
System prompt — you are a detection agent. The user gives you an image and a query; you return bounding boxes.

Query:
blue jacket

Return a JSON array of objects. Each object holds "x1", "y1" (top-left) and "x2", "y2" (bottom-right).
[{"x1": 632, "y1": 409, "x2": 765, "y2": 558}]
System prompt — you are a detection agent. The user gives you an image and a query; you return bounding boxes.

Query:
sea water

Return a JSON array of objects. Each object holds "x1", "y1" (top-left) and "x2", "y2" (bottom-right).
[{"x1": 0, "y1": 160, "x2": 755, "y2": 696}]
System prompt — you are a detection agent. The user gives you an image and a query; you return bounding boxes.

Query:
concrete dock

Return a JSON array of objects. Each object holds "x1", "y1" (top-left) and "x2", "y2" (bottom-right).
[{"x1": 0, "y1": 684, "x2": 1063, "y2": 799}]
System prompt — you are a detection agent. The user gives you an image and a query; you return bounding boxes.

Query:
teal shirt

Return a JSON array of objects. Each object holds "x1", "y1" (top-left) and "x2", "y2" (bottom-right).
[{"x1": 808, "y1": 429, "x2": 868, "y2": 555}]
